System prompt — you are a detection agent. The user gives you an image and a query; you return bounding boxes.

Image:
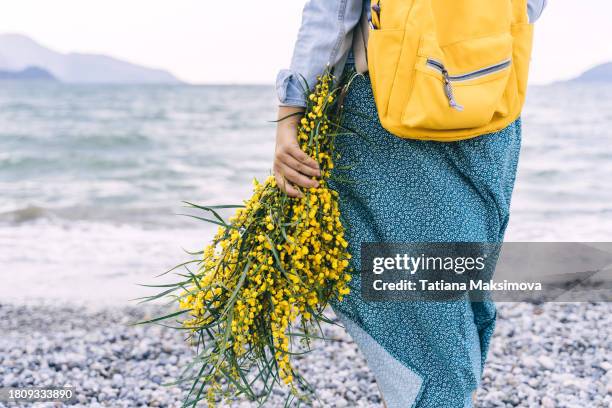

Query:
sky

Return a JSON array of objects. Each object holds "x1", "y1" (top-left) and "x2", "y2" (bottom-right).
[{"x1": 1, "y1": 0, "x2": 611, "y2": 85}]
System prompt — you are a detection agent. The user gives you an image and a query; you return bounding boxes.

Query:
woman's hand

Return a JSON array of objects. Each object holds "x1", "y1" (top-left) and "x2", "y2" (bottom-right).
[{"x1": 274, "y1": 106, "x2": 321, "y2": 198}]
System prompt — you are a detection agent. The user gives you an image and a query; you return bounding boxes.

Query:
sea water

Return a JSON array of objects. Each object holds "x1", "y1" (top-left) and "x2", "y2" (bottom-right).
[{"x1": 1, "y1": 82, "x2": 611, "y2": 304}]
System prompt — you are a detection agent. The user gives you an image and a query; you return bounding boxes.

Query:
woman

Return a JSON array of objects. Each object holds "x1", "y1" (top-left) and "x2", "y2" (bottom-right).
[{"x1": 273, "y1": 1, "x2": 547, "y2": 407}]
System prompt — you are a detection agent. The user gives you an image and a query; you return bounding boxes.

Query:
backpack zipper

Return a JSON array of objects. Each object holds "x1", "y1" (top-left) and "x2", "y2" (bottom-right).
[{"x1": 426, "y1": 58, "x2": 512, "y2": 112}]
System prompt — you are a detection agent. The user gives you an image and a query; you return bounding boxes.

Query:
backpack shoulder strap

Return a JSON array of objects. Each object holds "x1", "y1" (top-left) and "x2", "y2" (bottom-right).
[{"x1": 352, "y1": 10, "x2": 370, "y2": 74}]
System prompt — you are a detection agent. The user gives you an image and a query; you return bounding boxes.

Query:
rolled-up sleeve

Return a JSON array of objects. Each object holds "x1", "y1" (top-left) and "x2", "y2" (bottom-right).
[{"x1": 276, "y1": 0, "x2": 364, "y2": 107}]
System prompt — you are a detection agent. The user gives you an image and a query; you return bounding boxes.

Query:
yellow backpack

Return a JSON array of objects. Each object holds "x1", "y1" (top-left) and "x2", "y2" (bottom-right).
[{"x1": 367, "y1": 0, "x2": 534, "y2": 141}]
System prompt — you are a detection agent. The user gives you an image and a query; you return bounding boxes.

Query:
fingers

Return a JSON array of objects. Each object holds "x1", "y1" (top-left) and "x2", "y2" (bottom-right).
[
  {"x1": 273, "y1": 147, "x2": 320, "y2": 198},
  {"x1": 280, "y1": 151, "x2": 321, "y2": 177},
  {"x1": 287, "y1": 145, "x2": 319, "y2": 172},
  {"x1": 273, "y1": 158, "x2": 318, "y2": 193},
  {"x1": 274, "y1": 173, "x2": 303, "y2": 198},
  {"x1": 278, "y1": 162, "x2": 319, "y2": 189}
]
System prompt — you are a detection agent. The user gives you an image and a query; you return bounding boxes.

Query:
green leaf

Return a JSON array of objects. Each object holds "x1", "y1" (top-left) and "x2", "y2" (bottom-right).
[
  {"x1": 154, "y1": 259, "x2": 201, "y2": 278},
  {"x1": 177, "y1": 213, "x2": 239, "y2": 229},
  {"x1": 131, "y1": 308, "x2": 190, "y2": 326}
]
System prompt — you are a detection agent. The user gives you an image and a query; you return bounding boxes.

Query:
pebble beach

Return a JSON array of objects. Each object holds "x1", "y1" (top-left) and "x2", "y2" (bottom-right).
[{"x1": 1, "y1": 302, "x2": 610, "y2": 407}]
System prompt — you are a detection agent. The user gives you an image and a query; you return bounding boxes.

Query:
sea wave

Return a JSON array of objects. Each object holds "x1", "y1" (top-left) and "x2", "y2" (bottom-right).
[{"x1": 0, "y1": 205, "x2": 48, "y2": 223}]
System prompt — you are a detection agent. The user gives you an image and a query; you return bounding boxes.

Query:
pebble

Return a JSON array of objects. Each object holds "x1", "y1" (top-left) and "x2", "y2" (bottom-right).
[
  {"x1": 112, "y1": 373, "x2": 124, "y2": 387},
  {"x1": 541, "y1": 396, "x2": 556, "y2": 408},
  {"x1": 537, "y1": 355, "x2": 556, "y2": 370},
  {"x1": 0, "y1": 302, "x2": 609, "y2": 407},
  {"x1": 335, "y1": 397, "x2": 348, "y2": 407}
]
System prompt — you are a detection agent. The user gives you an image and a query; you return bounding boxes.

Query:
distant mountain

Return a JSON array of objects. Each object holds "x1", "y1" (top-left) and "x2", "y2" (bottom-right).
[
  {"x1": 570, "y1": 62, "x2": 612, "y2": 83},
  {"x1": 0, "y1": 66, "x2": 57, "y2": 81},
  {"x1": 0, "y1": 33, "x2": 181, "y2": 84}
]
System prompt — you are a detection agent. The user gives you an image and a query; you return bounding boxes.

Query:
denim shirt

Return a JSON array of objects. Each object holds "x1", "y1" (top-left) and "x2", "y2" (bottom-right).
[{"x1": 277, "y1": 0, "x2": 547, "y2": 107}]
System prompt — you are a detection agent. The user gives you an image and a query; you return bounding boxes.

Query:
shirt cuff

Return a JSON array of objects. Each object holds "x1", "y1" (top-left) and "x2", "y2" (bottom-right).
[
  {"x1": 276, "y1": 69, "x2": 308, "y2": 107},
  {"x1": 527, "y1": 0, "x2": 547, "y2": 23}
]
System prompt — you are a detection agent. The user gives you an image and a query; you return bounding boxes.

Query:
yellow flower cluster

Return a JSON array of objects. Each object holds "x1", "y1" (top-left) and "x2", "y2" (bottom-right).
[{"x1": 176, "y1": 71, "x2": 353, "y2": 405}]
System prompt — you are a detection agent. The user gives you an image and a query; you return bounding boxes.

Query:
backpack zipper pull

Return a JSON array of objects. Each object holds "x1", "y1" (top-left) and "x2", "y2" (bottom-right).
[{"x1": 442, "y1": 69, "x2": 464, "y2": 112}]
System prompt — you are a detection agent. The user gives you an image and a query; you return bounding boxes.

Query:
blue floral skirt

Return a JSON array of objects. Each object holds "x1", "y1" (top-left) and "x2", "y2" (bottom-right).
[{"x1": 329, "y1": 72, "x2": 521, "y2": 408}]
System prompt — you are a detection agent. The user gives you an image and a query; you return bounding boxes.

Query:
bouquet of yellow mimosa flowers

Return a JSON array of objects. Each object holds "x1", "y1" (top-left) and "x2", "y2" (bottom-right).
[{"x1": 140, "y1": 69, "x2": 357, "y2": 407}]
